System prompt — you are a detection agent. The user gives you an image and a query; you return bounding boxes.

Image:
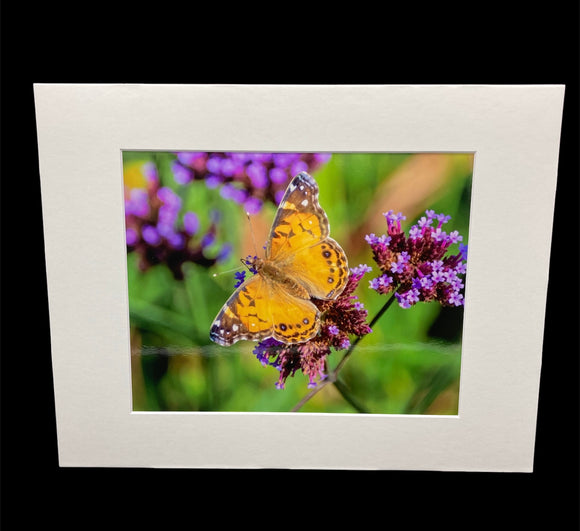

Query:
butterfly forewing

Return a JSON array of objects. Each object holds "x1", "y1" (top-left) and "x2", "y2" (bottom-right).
[{"x1": 266, "y1": 172, "x2": 329, "y2": 261}]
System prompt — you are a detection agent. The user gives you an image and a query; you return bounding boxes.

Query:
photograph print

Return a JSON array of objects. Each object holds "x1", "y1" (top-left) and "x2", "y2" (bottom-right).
[{"x1": 123, "y1": 151, "x2": 473, "y2": 414}]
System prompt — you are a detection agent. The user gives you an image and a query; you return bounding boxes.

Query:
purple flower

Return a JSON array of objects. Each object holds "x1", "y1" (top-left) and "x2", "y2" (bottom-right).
[
  {"x1": 269, "y1": 167, "x2": 288, "y2": 184},
  {"x1": 253, "y1": 270, "x2": 372, "y2": 389},
  {"x1": 220, "y1": 183, "x2": 247, "y2": 204},
  {"x1": 395, "y1": 289, "x2": 420, "y2": 309},
  {"x1": 339, "y1": 337, "x2": 351, "y2": 349},
  {"x1": 171, "y1": 160, "x2": 193, "y2": 184},
  {"x1": 391, "y1": 261, "x2": 406, "y2": 274},
  {"x1": 243, "y1": 255, "x2": 258, "y2": 275},
  {"x1": 124, "y1": 159, "x2": 231, "y2": 280},
  {"x1": 157, "y1": 206, "x2": 178, "y2": 234},
  {"x1": 314, "y1": 153, "x2": 332, "y2": 164},
  {"x1": 448, "y1": 230, "x2": 463, "y2": 244},
  {"x1": 431, "y1": 260, "x2": 444, "y2": 272},
  {"x1": 291, "y1": 160, "x2": 308, "y2": 176},
  {"x1": 126, "y1": 228, "x2": 138, "y2": 246},
  {"x1": 350, "y1": 264, "x2": 372, "y2": 277},
  {"x1": 201, "y1": 232, "x2": 216, "y2": 248},
  {"x1": 409, "y1": 226, "x2": 422, "y2": 240},
  {"x1": 246, "y1": 163, "x2": 268, "y2": 189},
  {"x1": 273, "y1": 153, "x2": 294, "y2": 166},
  {"x1": 177, "y1": 152, "x2": 205, "y2": 165},
  {"x1": 369, "y1": 274, "x2": 393, "y2": 294},
  {"x1": 253, "y1": 337, "x2": 281, "y2": 366},
  {"x1": 206, "y1": 156, "x2": 223, "y2": 174},
  {"x1": 216, "y1": 243, "x2": 233, "y2": 263},
  {"x1": 157, "y1": 186, "x2": 181, "y2": 208},
  {"x1": 171, "y1": 152, "x2": 332, "y2": 212},
  {"x1": 384, "y1": 210, "x2": 406, "y2": 235},
  {"x1": 234, "y1": 271, "x2": 246, "y2": 288},
  {"x1": 431, "y1": 269, "x2": 446, "y2": 283},
  {"x1": 431, "y1": 228, "x2": 447, "y2": 242},
  {"x1": 220, "y1": 158, "x2": 238, "y2": 177},
  {"x1": 244, "y1": 197, "x2": 263, "y2": 215},
  {"x1": 167, "y1": 232, "x2": 185, "y2": 249},
  {"x1": 448, "y1": 292, "x2": 464, "y2": 306},
  {"x1": 205, "y1": 174, "x2": 222, "y2": 189},
  {"x1": 142, "y1": 225, "x2": 161, "y2": 245},
  {"x1": 366, "y1": 209, "x2": 467, "y2": 308},
  {"x1": 142, "y1": 162, "x2": 159, "y2": 183},
  {"x1": 126, "y1": 189, "x2": 150, "y2": 217},
  {"x1": 327, "y1": 325, "x2": 340, "y2": 336},
  {"x1": 417, "y1": 216, "x2": 433, "y2": 228},
  {"x1": 183, "y1": 212, "x2": 200, "y2": 235}
]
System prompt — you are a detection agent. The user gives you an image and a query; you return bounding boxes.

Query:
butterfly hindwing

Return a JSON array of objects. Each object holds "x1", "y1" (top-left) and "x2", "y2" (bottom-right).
[
  {"x1": 268, "y1": 282, "x2": 320, "y2": 343},
  {"x1": 210, "y1": 274, "x2": 273, "y2": 346},
  {"x1": 285, "y1": 237, "x2": 349, "y2": 300},
  {"x1": 210, "y1": 272, "x2": 321, "y2": 346}
]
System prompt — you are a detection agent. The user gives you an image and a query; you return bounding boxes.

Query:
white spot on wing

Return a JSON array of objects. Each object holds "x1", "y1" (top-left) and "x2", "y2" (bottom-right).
[{"x1": 301, "y1": 199, "x2": 309, "y2": 206}]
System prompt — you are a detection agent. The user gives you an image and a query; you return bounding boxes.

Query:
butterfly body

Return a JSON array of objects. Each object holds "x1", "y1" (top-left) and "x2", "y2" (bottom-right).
[
  {"x1": 210, "y1": 172, "x2": 348, "y2": 346},
  {"x1": 247, "y1": 257, "x2": 311, "y2": 300}
]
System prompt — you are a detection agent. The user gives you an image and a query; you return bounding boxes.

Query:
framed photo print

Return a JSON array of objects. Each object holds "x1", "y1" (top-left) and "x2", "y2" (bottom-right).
[{"x1": 34, "y1": 84, "x2": 564, "y2": 470}]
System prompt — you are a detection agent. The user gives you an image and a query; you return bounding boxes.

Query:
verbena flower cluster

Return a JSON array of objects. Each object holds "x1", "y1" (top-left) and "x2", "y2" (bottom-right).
[
  {"x1": 171, "y1": 152, "x2": 331, "y2": 213},
  {"x1": 365, "y1": 210, "x2": 467, "y2": 308},
  {"x1": 252, "y1": 266, "x2": 372, "y2": 389},
  {"x1": 124, "y1": 161, "x2": 231, "y2": 280}
]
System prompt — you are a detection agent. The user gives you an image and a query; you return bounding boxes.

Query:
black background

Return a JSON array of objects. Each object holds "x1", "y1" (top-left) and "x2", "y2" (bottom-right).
[{"x1": 2, "y1": 3, "x2": 578, "y2": 528}]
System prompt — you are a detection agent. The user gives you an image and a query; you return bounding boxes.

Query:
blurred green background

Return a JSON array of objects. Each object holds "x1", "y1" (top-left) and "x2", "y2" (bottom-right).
[{"x1": 124, "y1": 152, "x2": 473, "y2": 414}]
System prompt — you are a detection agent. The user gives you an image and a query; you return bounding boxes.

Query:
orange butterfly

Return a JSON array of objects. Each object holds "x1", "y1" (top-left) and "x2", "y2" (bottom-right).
[{"x1": 210, "y1": 171, "x2": 349, "y2": 346}]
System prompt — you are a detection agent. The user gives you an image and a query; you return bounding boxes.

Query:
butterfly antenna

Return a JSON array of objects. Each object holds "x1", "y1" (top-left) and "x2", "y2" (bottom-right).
[
  {"x1": 212, "y1": 264, "x2": 244, "y2": 278},
  {"x1": 246, "y1": 211, "x2": 260, "y2": 257}
]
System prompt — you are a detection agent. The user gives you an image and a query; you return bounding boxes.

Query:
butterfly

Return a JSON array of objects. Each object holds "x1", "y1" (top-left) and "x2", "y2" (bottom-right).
[{"x1": 210, "y1": 171, "x2": 349, "y2": 346}]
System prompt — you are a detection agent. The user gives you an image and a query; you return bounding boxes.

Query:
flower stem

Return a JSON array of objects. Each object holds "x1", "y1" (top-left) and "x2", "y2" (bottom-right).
[
  {"x1": 333, "y1": 291, "x2": 398, "y2": 376},
  {"x1": 333, "y1": 378, "x2": 370, "y2": 413},
  {"x1": 291, "y1": 292, "x2": 398, "y2": 412}
]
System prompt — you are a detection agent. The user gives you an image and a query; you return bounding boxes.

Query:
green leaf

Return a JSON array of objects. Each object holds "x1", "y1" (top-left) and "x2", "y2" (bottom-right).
[{"x1": 129, "y1": 297, "x2": 199, "y2": 345}]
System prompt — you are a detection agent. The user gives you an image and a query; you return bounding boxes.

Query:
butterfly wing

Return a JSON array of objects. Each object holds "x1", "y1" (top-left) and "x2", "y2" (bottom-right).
[
  {"x1": 267, "y1": 171, "x2": 349, "y2": 300},
  {"x1": 209, "y1": 272, "x2": 320, "y2": 346},
  {"x1": 210, "y1": 274, "x2": 273, "y2": 346},
  {"x1": 266, "y1": 172, "x2": 329, "y2": 261},
  {"x1": 267, "y1": 282, "x2": 320, "y2": 343},
  {"x1": 285, "y1": 237, "x2": 349, "y2": 300}
]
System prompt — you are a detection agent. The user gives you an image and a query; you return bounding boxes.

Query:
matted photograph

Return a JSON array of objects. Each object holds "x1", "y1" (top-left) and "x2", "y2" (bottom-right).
[
  {"x1": 124, "y1": 151, "x2": 473, "y2": 414},
  {"x1": 33, "y1": 84, "x2": 564, "y2": 470}
]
